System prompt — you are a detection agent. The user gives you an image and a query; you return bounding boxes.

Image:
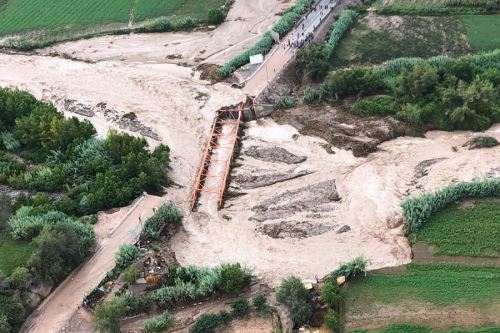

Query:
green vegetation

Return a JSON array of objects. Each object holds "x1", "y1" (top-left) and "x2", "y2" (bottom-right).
[
  {"x1": 0, "y1": 230, "x2": 35, "y2": 275},
  {"x1": 189, "y1": 311, "x2": 232, "y2": 333},
  {"x1": 143, "y1": 311, "x2": 174, "y2": 333},
  {"x1": 373, "y1": 0, "x2": 498, "y2": 15},
  {"x1": 276, "y1": 276, "x2": 311, "y2": 327},
  {"x1": 461, "y1": 15, "x2": 500, "y2": 51},
  {"x1": 0, "y1": 0, "x2": 231, "y2": 49},
  {"x1": 469, "y1": 135, "x2": 499, "y2": 148},
  {"x1": 352, "y1": 323, "x2": 500, "y2": 332},
  {"x1": 320, "y1": 280, "x2": 342, "y2": 308},
  {"x1": 346, "y1": 262, "x2": 500, "y2": 307},
  {"x1": 218, "y1": 263, "x2": 252, "y2": 295},
  {"x1": 115, "y1": 245, "x2": 141, "y2": 270},
  {"x1": 141, "y1": 204, "x2": 182, "y2": 240},
  {"x1": 325, "y1": 10, "x2": 359, "y2": 56},
  {"x1": 230, "y1": 297, "x2": 251, "y2": 317},
  {"x1": 122, "y1": 265, "x2": 141, "y2": 284},
  {"x1": 416, "y1": 199, "x2": 500, "y2": 257},
  {"x1": 401, "y1": 178, "x2": 500, "y2": 232},
  {"x1": 279, "y1": 96, "x2": 297, "y2": 109},
  {"x1": 331, "y1": 256, "x2": 369, "y2": 280},
  {"x1": 218, "y1": 0, "x2": 312, "y2": 77},
  {"x1": 320, "y1": 50, "x2": 500, "y2": 131},
  {"x1": 334, "y1": 15, "x2": 469, "y2": 66}
]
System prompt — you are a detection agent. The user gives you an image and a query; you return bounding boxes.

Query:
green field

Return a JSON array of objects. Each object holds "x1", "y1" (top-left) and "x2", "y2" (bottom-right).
[
  {"x1": 346, "y1": 263, "x2": 500, "y2": 307},
  {"x1": 334, "y1": 15, "x2": 470, "y2": 66},
  {"x1": 416, "y1": 199, "x2": 500, "y2": 258},
  {"x1": 0, "y1": 230, "x2": 35, "y2": 275},
  {"x1": 352, "y1": 323, "x2": 500, "y2": 333},
  {"x1": 461, "y1": 15, "x2": 500, "y2": 51},
  {"x1": 0, "y1": 0, "x2": 226, "y2": 37}
]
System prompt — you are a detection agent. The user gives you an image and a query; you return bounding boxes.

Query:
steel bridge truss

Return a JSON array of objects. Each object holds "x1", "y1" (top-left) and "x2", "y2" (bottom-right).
[{"x1": 190, "y1": 103, "x2": 245, "y2": 210}]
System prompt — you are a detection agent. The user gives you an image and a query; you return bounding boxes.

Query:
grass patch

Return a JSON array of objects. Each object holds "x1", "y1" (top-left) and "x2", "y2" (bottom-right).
[
  {"x1": 0, "y1": 230, "x2": 35, "y2": 275},
  {"x1": 416, "y1": 199, "x2": 500, "y2": 257},
  {"x1": 334, "y1": 14, "x2": 470, "y2": 66},
  {"x1": 461, "y1": 15, "x2": 500, "y2": 51}
]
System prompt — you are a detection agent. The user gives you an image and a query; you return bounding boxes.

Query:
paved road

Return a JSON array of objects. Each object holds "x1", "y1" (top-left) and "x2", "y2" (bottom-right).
[
  {"x1": 20, "y1": 195, "x2": 165, "y2": 333},
  {"x1": 243, "y1": 0, "x2": 338, "y2": 96},
  {"x1": 290, "y1": 0, "x2": 339, "y2": 46}
]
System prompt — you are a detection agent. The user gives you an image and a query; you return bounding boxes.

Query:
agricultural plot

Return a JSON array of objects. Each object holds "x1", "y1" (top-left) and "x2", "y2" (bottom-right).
[
  {"x1": 333, "y1": 14, "x2": 470, "y2": 66},
  {"x1": 0, "y1": 0, "x2": 227, "y2": 38},
  {"x1": 461, "y1": 15, "x2": 500, "y2": 51},
  {"x1": 352, "y1": 323, "x2": 500, "y2": 333},
  {"x1": 344, "y1": 263, "x2": 500, "y2": 331},
  {"x1": 415, "y1": 199, "x2": 500, "y2": 257}
]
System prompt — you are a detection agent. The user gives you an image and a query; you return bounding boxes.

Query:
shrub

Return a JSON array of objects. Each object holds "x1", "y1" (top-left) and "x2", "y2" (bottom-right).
[
  {"x1": 218, "y1": 263, "x2": 251, "y2": 295},
  {"x1": 351, "y1": 95, "x2": 397, "y2": 117},
  {"x1": 324, "y1": 309, "x2": 340, "y2": 332},
  {"x1": 252, "y1": 293, "x2": 270, "y2": 313},
  {"x1": 231, "y1": 297, "x2": 251, "y2": 318},
  {"x1": 10, "y1": 266, "x2": 29, "y2": 289},
  {"x1": 207, "y1": 8, "x2": 225, "y2": 25},
  {"x1": 331, "y1": 256, "x2": 368, "y2": 280},
  {"x1": 141, "y1": 204, "x2": 182, "y2": 240},
  {"x1": 276, "y1": 276, "x2": 311, "y2": 326},
  {"x1": 0, "y1": 295, "x2": 25, "y2": 333},
  {"x1": 123, "y1": 265, "x2": 140, "y2": 284},
  {"x1": 279, "y1": 96, "x2": 296, "y2": 109},
  {"x1": 189, "y1": 311, "x2": 232, "y2": 333},
  {"x1": 467, "y1": 136, "x2": 499, "y2": 149},
  {"x1": 320, "y1": 280, "x2": 341, "y2": 308},
  {"x1": 93, "y1": 297, "x2": 126, "y2": 333},
  {"x1": 115, "y1": 244, "x2": 140, "y2": 270},
  {"x1": 303, "y1": 87, "x2": 322, "y2": 104},
  {"x1": 401, "y1": 178, "x2": 500, "y2": 232},
  {"x1": 143, "y1": 311, "x2": 174, "y2": 333}
]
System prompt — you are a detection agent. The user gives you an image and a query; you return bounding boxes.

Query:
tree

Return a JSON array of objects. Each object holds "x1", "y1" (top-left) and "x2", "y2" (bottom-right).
[
  {"x1": 398, "y1": 63, "x2": 438, "y2": 102},
  {"x1": 0, "y1": 295, "x2": 25, "y2": 333},
  {"x1": 276, "y1": 276, "x2": 311, "y2": 327},
  {"x1": 295, "y1": 44, "x2": 330, "y2": 82},
  {"x1": 29, "y1": 223, "x2": 92, "y2": 283},
  {"x1": 218, "y1": 263, "x2": 251, "y2": 295},
  {"x1": 93, "y1": 297, "x2": 126, "y2": 333},
  {"x1": 207, "y1": 8, "x2": 225, "y2": 25}
]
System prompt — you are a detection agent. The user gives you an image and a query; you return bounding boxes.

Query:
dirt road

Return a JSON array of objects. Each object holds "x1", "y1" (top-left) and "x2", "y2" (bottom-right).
[{"x1": 20, "y1": 195, "x2": 165, "y2": 333}]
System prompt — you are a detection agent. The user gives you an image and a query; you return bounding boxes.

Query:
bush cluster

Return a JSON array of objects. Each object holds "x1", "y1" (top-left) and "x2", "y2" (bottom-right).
[
  {"x1": 279, "y1": 96, "x2": 297, "y2": 109},
  {"x1": 218, "y1": 0, "x2": 312, "y2": 77},
  {"x1": 141, "y1": 204, "x2": 182, "y2": 240},
  {"x1": 351, "y1": 95, "x2": 397, "y2": 117},
  {"x1": 143, "y1": 311, "x2": 174, "y2": 333},
  {"x1": 115, "y1": 244, "x2": 141, "y2": 270},
  {"x1": 331, "y1": 256, "x2": 369, "y2": 280},
  {"x1": 320, "y1": 50, "x2": 500, "y2": 131},
  {"x1": 276, "y1": 276, "x2": 311, "y2": 327},
  {"x1": 401, "y1": 178, "x2": 500, "y2": 232},
  {"x1": 139, "y1": 16, "x2": 196, "y2": 33},
  {"x1": 149, "y1": 264, "x2": 251, "y2": 309},
  {"x1": 189, "y1": 311, "x2": 232, "y2": 333}
]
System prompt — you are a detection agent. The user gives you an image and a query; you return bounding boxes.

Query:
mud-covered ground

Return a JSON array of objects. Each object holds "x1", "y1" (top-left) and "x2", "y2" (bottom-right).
[{"x1": 171, "y1": 119, "x2": 500, "y2": 285}]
